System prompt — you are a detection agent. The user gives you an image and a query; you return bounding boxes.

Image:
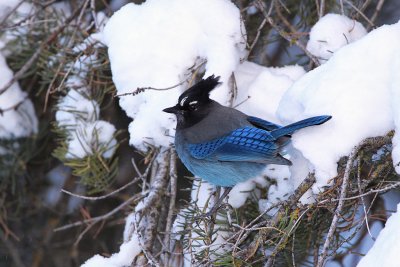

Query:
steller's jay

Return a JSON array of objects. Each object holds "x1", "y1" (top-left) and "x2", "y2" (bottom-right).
[{"x1": 163, "y1": 75, "x2": 331, "y2": 214}]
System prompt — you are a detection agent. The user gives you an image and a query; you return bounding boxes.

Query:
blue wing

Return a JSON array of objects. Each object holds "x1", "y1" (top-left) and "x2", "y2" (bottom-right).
[
  {"x1": 247, "y1": 116, "x2": 281, "y2": 131},
  {"x1": 188, "y1": 127, "x2": 291, "y2": 165}
]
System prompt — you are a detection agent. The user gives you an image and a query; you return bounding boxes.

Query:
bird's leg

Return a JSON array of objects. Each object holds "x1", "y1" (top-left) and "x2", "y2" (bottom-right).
[{"x1": 202, "y1": 187, "x2": 232, "y2": 218}]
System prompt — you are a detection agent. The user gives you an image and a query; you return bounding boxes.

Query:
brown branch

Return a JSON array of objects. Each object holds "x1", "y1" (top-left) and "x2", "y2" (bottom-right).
[{"x1": 162, "y1": 149, "x2": 178, "y2": 263}]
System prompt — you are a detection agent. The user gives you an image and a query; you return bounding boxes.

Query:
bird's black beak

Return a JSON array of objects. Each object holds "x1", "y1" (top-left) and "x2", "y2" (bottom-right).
[{"x1": 163, "y1": 104, "x2": 180, "y2": 114}]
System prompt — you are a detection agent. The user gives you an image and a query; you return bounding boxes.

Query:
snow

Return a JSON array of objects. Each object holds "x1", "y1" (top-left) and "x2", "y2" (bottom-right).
[
  {"x1": 357, "y1": 204, "x2": 400, "y2": 267},
  {"x1": 103, "y1": 0, "x2": 246, "y2": 151},
  {"x1": 277, "y1": 21, "x2": 400, "y2": 192},
  {"x1": 81, "y1": 234, "x2": 141, "y2": 267},
  {"x1": 0, "y1": 1, "x2": 37, "y2": 143},
  {"x1": 55, "y1": 22, "x2": 117, "y2": 159},
  {"x1": 55, "y1": 89, "x2": 117, "y2": 159},
  {"x1": 0, "y1": 53, "x2": 37, "y2": 142},
  {"x1": 306, "y1": 14, "x2": 367, "y2": 63},
  {"x1": 234, "y1": 61, "x2": 305, "y2": 123},
  {"x1": 81, "y1": 212, "x2": 141, "y2": 267},
  {"x1": 92, "y1": 3, "x2": 400, "y2": 266}
]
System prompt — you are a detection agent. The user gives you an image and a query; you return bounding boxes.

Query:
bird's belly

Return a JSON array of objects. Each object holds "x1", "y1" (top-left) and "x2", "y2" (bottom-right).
[
  {"x1": 189, "y1": 160, "x2": 266, "y2": 187},
  {"x1": 175, "y1": 142, "x2": 266, "y2": 187}
]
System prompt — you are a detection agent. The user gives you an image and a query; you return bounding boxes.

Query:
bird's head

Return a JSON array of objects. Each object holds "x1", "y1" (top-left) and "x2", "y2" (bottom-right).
[{"x1": 163, "y1": 75, "x2": 221, "y2": 128}]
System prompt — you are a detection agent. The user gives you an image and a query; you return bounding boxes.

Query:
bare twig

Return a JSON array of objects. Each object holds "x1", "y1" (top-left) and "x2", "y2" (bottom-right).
[
  {"x1": 319, "y1": 0, "x2": 325, "y2": 18},
  {"x1": 368, "y1": 0, "x2": 385, "y2": 30},
  {"x1": 115, "y1": 80, "x2": 188, "y2": 97},
  {"x1": 53, "y1": 192, "x2": 146, "y2": 232},
  {"x1": 344, "y1": 0, "x2": 374, "y2": 28},
  {"x1": 61, "y1": 176, "x2": 142, "y2": 200},
  {"x1": 317, "y1": 141, "x2": 365, "y2": 267},
  {"x1": 247, "y1": 17, "x2": 268, "y2": 58}
]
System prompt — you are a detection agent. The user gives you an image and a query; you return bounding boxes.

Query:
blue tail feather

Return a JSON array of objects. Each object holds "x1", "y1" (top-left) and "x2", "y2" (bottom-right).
[{"x1": 271, "y1": 115, "x2": 331, "y2": 139}]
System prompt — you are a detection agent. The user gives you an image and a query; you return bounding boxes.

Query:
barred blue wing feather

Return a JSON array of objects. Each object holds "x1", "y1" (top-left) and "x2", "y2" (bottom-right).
[
  {"x1": 271, "y1": 115, "x2": 332, "y2": 138},
  {"x1": 188, "y1": 127, "x2": 291, "y2": 164}
]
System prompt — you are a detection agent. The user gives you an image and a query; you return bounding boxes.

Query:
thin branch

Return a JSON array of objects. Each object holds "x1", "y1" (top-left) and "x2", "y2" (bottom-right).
[
  {"x1": 368, "y1": 0, "x2": 385, "y2": 30},
  {"x1": 61, "y1": 176, "x2": 141, "y2": 200},
  {"x1": 247, "y1": 17, "x2": 268, "y2": 58},
  {"x1": 332, "y1": 182, "x2": 400, "y2": 201},
  {"x1": 115, "y1": 80, "x2": 188, "y2": 97},
  {"x1": 317, "y1": 141, "x2": 365, "y2": 267},
  {"x1": 343, "y1": 0, "x2": 374, "y2": 28},
  {"x1": 53, "y1": 192, "x2": 146, "y2": 232},
  {"x1": 319, "y1": 0, "x2": 325, "y2": 18}
]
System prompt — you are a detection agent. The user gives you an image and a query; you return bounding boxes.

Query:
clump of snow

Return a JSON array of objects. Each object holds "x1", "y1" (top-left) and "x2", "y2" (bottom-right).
[
  {"x1": 82, "y1": 212, "x2": 141, "y2": 267},
  {"x1": 0, "y1": 53, "x2": 37, "y2": 141},
  {"x1": 307, "y1": 13, "x2": 367, "y2": 63},
  {"x1": 234, "y1": 61, "x2": 305, "y2": 123},
  {"x1": 81, "y1": 234, "x2": 140, "y2": 267},
  {"x1": 357, "y1": 204, "x2": 400, "y2": 267},
  {"x1": 277, "y1": 21, "x2": 400, "y2": 191},
  {"x1": 103, "y1": 0, "x2": 246, "y2": 151},
  {"x1": 56, "y1": 89, "x2": 117, "y2": 158},
  {"x1": 228, "y1": 181, "x2": 256, "y2": 208}
]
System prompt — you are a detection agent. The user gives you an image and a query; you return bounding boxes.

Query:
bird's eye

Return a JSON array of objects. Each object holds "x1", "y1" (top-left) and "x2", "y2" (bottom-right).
[{"x1": 188, "y1": 101, "x2": 198, "y2": 110}]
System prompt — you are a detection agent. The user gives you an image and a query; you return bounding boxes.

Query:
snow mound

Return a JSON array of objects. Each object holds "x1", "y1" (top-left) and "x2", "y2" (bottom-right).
[
  {"x1": 357, "y1": 204, "x2": 400, "y2": 267},
  {"x1": 103, "y1": 0, "x2": 246, "y2": 150},
  {"x1": 277, "y1": 21, "x2": 400, "y2": 191},
  {"x1": 307, "y1": 13, "x2": 367, "y2": 63}
]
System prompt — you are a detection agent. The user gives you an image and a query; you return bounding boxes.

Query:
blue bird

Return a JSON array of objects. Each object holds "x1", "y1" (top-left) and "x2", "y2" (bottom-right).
[{"x1": 163, "y1": 75, "x2": 331, "y2": 213}]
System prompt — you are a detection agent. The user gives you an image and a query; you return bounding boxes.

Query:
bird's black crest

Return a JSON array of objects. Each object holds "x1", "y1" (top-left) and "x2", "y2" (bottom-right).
[{"x1": 178, "y1": 75, "x2": 221, "y2": 107}]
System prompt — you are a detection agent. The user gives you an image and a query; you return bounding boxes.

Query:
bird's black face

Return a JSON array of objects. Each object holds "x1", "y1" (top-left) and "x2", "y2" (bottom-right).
[
  {"x1": 163, "y1": 75, "x2": 221, "y2": 129},
  {"x1": 163, "y1": 95, "x2": 211, "y2": 129}
]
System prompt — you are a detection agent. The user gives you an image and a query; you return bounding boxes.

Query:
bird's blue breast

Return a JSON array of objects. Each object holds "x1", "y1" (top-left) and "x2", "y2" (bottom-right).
[{"x1": 175, "y1": 131, "x2": 267, "y2": 187}]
